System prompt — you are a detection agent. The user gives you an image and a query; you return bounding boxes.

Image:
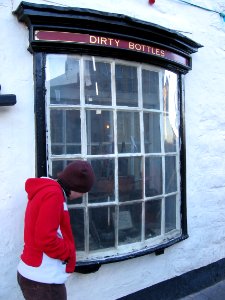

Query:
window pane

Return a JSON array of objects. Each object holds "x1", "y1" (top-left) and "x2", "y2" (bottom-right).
[
  {"x1": 47, "y1": 55, "x2": 80, "y2": 105},
  {"x1": 116, "y1": 64, "x2": 138, "y2": 107},
  {"x1": 50, "y1": 160, "x2": 67, "y2": 178},
  {"x1": 162, "y1": 70, "x2": 178, "y2": 113},
  {"x1": 86, "y1": 110, "x2": 114, "y2": 155},
  {"x1": 70, "y1": 209, "x2": 85, "y2": 251},
  {"x1": 84, "y1": 60, "x2": 112, "y2": 105},
  {"x1": 144, "y1": 112, "x2": 161, "y2": 153},
  {"x1": 165, "y1": 195, "x2": 177, "y2": 233},
  {"x1": 145, "y1": 157, "x2": 162, "y2": 197},
  {"x1": 50, "y1": 109, "x2": 81, "y2": 155},
  {"x1": 118, "y1": 157, "x2": 142, "y2": 202},
  {"x1": 51, "y1": 160, "x2": 71, "y2": 178},
  {"x1": 145, "y1": 199, "x2": 162, "y2": 239},
  {"x1": 142, "y1": 70, "x2": 159, "y2": 109},
  {"x1": 165, "y1": 156, "x2": 177, "y2": 193},
  {"x1": 164, "y1": 114, "x2": 177, "y2": 152},
  {"x1": 89, "y1": 206, "x2": 115, "y2": 251},
  {"x1": 89, "y1": 159, "x2": 115, "y2": 203},
  {"x1": 117, "y1": 111, "x2": 140, "y2": 153},
  {"x1": 118, "y1": 203, "x2": 142, "y2": 245}
]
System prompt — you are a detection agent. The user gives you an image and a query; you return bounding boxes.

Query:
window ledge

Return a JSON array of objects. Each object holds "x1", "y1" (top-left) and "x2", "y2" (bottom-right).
[{"x1": 75, "y1": 233, "x2": 188, "y2": 274}]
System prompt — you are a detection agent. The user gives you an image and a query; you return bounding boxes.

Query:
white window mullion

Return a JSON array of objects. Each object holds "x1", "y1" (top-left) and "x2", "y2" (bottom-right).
[
  {"x1": 45, "y1": 56, "x2": 52, "y2": 175},
  {"x1": 161, "y1": 196, "x2": 165, "y2": 236},
  {"x1": 115, "y1": 148, "x2": 119, "y2": 249},
  {"x1": 80, "y1": 57, "x2": 90, "y2": 254},
  {"x1": 159, "y1": 70, "x2": 165, "y2": 236},
  {"x1": 112, "y1": 60, "x2": 118, "y2": 203},
  {"x1": 176, "y1": 154, "x2": 181, "y2": 230},
  {"x1": 175, "y1": 76, "x2": 181, "y2": 231},
  {"x1": 85, "y1": 205, "x2": 90, "y2": 254},
  {"x1": 138, "y1": 65, "x2": 145, "y2": 242},
  {"x1": 62, "y1": 110, "x2": 67, "y2": 155},
  {"x1": 80, "y1": 57, "x2": 87, "y2": 157},
  {"x1": 112, "y1": 60, "x2": 119, "y2": 248},
  {"x1": 46, "y1": 110, "x2": 52, "y2": 175},
  {"x1": 115, "y1": 204, "x2": 119, "y2": 249},
  {"x1": 141, "y1": 200, "x2": 145, "y2": 242}
]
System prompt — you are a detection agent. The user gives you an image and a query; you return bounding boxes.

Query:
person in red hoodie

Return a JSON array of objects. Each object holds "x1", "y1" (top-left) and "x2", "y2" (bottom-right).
[{"x1": 17, "y1": 160, "x2": 95, "y2": 300}]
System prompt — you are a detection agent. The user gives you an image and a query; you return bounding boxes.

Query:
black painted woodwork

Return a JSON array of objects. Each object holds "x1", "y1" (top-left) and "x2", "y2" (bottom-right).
[
  {"x1": 0, "y1": 94, "x2": 16, "y2": 106},
  {"x1": 14, "y1": 1, "x2": 202, "y2": 74}
]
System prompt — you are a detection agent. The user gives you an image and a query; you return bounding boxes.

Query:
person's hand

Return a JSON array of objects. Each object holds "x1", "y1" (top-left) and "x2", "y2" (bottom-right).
[{"x1": 66, "y1": 249, "x2": 76, "y2": 273}]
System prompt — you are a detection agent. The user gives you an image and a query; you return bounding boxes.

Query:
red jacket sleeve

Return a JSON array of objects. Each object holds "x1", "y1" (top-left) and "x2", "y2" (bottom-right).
[
  {"x1": 34, "y1": 191, "x2": 71, "y2": 262},
  {"x1": 60, "y1": 209, "x2": 76, "y2": 273}
]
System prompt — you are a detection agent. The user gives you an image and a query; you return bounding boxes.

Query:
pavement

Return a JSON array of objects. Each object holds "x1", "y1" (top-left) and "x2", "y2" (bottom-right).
[{"x1": 180, "y1": 279, "x2": 225, "y2": 299}]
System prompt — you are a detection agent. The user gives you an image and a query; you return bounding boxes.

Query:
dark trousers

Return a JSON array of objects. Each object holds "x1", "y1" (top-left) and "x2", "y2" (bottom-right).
[{"x1": 17, "y1": 272, "x2": 67, "y2": 300}]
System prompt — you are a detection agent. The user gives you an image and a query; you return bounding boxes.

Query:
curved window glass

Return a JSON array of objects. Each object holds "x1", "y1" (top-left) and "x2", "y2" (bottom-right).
[{"x1": 46, "y1": 54, "x2": 181, "y2": 262}]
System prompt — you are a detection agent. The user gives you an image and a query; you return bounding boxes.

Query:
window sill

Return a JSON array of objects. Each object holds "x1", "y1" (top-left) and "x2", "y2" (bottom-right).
[{"x1": 75, "y1": 233, "x2": 188, "y2": 274}]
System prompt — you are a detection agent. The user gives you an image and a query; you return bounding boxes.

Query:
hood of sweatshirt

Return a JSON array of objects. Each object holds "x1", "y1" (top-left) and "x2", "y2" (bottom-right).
[{"x1": 25, "y1": 177, "x2": 61, "y2": 201}]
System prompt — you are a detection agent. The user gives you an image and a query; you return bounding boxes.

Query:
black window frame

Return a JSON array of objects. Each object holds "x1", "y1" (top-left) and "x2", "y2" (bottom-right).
[{"x1": 14, "y1": 1, "x2": 202, "y2": 272}]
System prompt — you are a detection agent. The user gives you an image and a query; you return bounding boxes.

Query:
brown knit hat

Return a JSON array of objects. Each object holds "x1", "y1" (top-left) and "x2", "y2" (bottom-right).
[{"x1": 58, "y1": 160, "x2": 95, "y2": 193}]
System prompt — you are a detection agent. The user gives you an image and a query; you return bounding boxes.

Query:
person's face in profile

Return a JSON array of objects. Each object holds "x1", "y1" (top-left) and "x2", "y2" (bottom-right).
[{"x1": 68, "y1": 191, "x2": 84, "y2": 201}]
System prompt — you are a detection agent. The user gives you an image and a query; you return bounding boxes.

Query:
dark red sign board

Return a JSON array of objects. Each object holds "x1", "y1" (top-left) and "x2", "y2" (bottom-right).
[{"x1": 35, "y1": 30, "x2": 189, "y2": 67}]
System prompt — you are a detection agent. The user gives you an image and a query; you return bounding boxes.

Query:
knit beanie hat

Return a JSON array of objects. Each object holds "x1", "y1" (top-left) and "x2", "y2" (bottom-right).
[{"x1": 58, "y1": 160, "x2": 95, "y2": 193}]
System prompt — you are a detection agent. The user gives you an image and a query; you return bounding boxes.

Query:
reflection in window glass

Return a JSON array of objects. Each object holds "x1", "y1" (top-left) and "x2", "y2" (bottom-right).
[
  {"x1": 163, "y1": 70, "x2": 178, "y2": 153},
  {"x1": 163, "y1": 70, "x2": 178, "y2": 113},
  {"x1": 145, "y1": 199, "x2": 161, "y2": 239},
  {"x1": 142, "y1": 70, "x2": 159, "y2": 109},
  {"x1": 118, "y1": 203, "x2": 142, "y2": 245},
  {"x1": 51, "y1": 160, "x2": 66, "y2": 179},
  {"x1": 89, "y1": 159, "x2": 115, "y2": 203},
  {"x1": 117, "y1": 111, "x2": 140, "y2": 153},
  {"x1": 86, "y1": 110, "x2": 114, "y2": 155},
  {"x1": 164, "y1": 114, "x2": 177, "y2": 152},
  {"x1": 84, "y1": 59, "x2": 112, "y2": 105},
  {"x1": 51, "y1": 159, "x2": 78, "y2": 179},
  {"x1": 118, "y1": 157, "x2": 142, "y2": 201},
  {"x1": 165, "y1": 156, "x2": 177, "y2": 193},
  {"x1": 144, "y1": 112, "x2": 161, "y2": 153},
  {"x1": 145, "y1": 157, "x2": 162, "y2": 197},
  {"x1": 89, "y1": 206, "x2": 116, "y2": 251},
  {"x1": 50, "y1": 110, "x2": 81, "y2": 155},
  {"x1": 116, "y1": 64, "x2": 138, "y2": 107},
  {"x1": 47, "y1": 55, "x2": 80, "y2": 105},
  {"x1": 165, "y1": 195, "x2": 177, "y2": 233},
  {"x1": 70, "y1": 209, "x2": 85, "y2": 251}
]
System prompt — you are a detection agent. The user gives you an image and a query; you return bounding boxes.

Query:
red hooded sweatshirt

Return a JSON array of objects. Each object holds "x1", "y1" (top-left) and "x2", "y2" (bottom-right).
[{"x1": 18, "y1": 178, "x2": 76, "y2": 283}]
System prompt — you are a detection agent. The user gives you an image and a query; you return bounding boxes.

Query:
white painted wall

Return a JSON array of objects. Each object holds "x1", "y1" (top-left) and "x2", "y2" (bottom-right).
[{"x1": 0, "y1": 0, "x2": 224, "y2": 299}]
